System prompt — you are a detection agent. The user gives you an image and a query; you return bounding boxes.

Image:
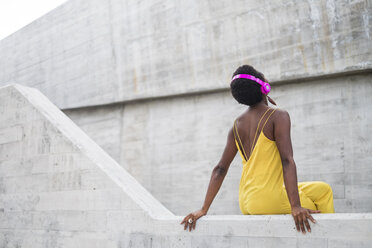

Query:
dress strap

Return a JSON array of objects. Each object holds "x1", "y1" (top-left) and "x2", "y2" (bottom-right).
[
  {"x1": 233, "y1": 108, "x2": 277, "y2": 162},
  {"x1": 261, "y1": 108, "x2": 277, "y2": 131},
  {"x1": 250, "y1": 108, "x2": 271, "y2": 154},
  {"x1": 233, "y1": 120, "x2": 248, "y2": 161}
]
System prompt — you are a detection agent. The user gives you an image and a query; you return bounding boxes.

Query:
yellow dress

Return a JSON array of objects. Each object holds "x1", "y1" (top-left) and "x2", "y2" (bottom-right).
[{"x1": 233, "y1": 108, "x2": 335, "y2": 215}]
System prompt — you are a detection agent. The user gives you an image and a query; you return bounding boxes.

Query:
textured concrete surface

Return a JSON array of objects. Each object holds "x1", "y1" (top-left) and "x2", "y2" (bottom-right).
[
  {"x1": 65, "y1": 73, "x2": 372, "y2": 215},
  {"x1": 0, "y1": 0, "x2": 371, "y2": 224},
  {"x1": 0, "y1": 0, "x2": 371, "y2": 109},
  {"x1": 1, "y1": 84, "x2": 372, "y2": 247}
]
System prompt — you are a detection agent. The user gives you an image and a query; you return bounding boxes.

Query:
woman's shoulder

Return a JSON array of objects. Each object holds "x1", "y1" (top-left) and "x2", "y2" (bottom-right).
[
  {"x1": 270, "y1": 107, "x2": 290, "y2": 121},
  {"x1": 271, "y1": 107, "x2": 289, "y2": 114},
  {"x1": 234, "y1": 107, "x2": 290, "y2": 124},
  {"x1": 234, "y1": 109, "x2": 249, "y2": 123}
]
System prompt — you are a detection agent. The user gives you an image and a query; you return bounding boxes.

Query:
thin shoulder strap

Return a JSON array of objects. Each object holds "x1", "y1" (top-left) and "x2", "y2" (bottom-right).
[
  {"x1": 233, "y1": 120, "x2": 248, "y2": 161},
  {"x1": 250, "y1": 108, "x2": 271, "y2": 154},
  {"x1": 261, "y1": 108, "x2": 277, "y2": 131}
]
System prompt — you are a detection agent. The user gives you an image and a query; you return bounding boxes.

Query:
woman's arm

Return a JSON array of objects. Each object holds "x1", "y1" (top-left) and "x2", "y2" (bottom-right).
[
  {"x1": 181, "y1": 127, "x2": 237, "y2": 231},
  {"x1": 201, "y1": 127, "x2": 238, "y2": 214},
  {"x1": 274, "y1": 110, "x2": 301, "y2": 207},
  {"x1": 274, "y1": 110, "x2": 320, "y2": 234}
]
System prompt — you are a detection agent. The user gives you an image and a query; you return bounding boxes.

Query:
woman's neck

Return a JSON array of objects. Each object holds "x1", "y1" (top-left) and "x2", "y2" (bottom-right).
[{"x1": 249, "y1": 99, "x2": 268, "y2": 110}]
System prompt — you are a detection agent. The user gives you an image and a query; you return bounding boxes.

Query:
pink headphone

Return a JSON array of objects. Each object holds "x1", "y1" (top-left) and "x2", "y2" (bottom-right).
[{"x1": 231, "y1": 74, "x2": 271, "y2": 95}]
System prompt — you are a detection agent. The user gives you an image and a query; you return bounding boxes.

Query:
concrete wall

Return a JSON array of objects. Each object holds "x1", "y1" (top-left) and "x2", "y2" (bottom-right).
[
  {"x1": 0, "y1": 0, "x2": 371, "y2": 215},
  {"x1": 1, "y1": 84, "x2": 372, "y2": 247},
  {"x1": 64, "y1": 72, "x2": 372, "y2": 215},
  {"x1": 0, "y1": 0, "x2": 370, "y2": 109}
]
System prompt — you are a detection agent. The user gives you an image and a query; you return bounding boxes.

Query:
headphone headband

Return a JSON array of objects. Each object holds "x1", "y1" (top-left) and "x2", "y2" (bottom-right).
[{"x1": 231, "y1": 74, "x2": 271, "y2": 94}]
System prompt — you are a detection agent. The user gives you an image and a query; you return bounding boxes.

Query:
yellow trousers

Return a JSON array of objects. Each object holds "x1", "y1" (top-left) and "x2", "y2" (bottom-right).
[
  {"x1": 240, "y1": 181, "x2": 335, "y2": 215},
  {"x1": 294, "y1": 181, "x2": 335, "y2": 213}
]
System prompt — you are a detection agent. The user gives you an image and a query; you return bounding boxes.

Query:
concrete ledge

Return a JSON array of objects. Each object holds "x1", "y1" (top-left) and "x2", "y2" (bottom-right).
[
  {"x1": 0, "y1": 84, "x2": 371, "y2": 247},
  {"x1": 173, "y1": 213, "x2": 372, "y2": 238}
]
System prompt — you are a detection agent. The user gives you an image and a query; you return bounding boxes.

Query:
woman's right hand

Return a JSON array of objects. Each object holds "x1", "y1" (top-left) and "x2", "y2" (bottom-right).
[
  {"x1": 291, "y1": 206, "x2": 321, "y2": 234},
  {"x1": 180, "y1": 209, "x2": 207, "y2": 232}
]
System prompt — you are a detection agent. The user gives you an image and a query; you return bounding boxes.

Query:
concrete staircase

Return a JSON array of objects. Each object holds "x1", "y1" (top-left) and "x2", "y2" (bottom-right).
[{"x1": 0, "y1": 84, "x2": 371, "y2": 247}]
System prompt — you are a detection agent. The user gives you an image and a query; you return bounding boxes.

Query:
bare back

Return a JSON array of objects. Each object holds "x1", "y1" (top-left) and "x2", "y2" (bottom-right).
[{"x1": 234, "y1": 106, "x2": 277, "y2": 161}]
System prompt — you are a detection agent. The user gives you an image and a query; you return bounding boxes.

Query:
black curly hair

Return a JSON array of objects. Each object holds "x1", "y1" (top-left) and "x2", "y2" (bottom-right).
[{"x1": 230, "y1": 65, "x2": 266, "y2": 106}]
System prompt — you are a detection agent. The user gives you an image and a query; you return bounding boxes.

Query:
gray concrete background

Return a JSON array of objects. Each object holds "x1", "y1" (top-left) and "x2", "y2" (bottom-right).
[
  {"x1": 64, "y1": 73, "x2": 372, "y2": 215},
  {"x1": 0, "y1": 0, "x2": 371, "y2": 216},
  {"x1": 0, "y1": 0, "x2": 371, "y2": 108},
  {"x1": 1, "y1": 84, "x2": 372, "y2": 248}
]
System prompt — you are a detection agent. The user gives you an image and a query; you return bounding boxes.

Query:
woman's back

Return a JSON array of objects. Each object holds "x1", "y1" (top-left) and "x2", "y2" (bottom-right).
[
  {"x1": 233, "y1": 107, "x2": 288, "y2": 214},
  {"x1": 233, "y1": 106, "x2": 277, "y2": 161}
]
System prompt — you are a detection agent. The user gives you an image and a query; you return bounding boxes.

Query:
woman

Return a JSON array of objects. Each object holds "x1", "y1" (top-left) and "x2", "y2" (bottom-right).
[{"x1": 180, "y1": 65, "x2": 335, "y2": 234}]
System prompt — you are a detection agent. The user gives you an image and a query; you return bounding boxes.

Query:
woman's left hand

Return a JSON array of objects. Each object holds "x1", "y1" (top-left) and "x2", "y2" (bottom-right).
[
  {"x1": 291, "y1": 206, "x2": 320, "y2": 233},
  {"x1": 180, "y1": 209, "x2": 207, "y2": 232}
]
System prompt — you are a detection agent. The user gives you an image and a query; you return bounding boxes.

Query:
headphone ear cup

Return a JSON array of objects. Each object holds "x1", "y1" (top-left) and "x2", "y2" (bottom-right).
[
  {"x1": 260, "y1": 86, "x2": 266, "y2": 94},
  {"x1": 261, "y1": 83, "x2": 271, "y2": 94}
]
